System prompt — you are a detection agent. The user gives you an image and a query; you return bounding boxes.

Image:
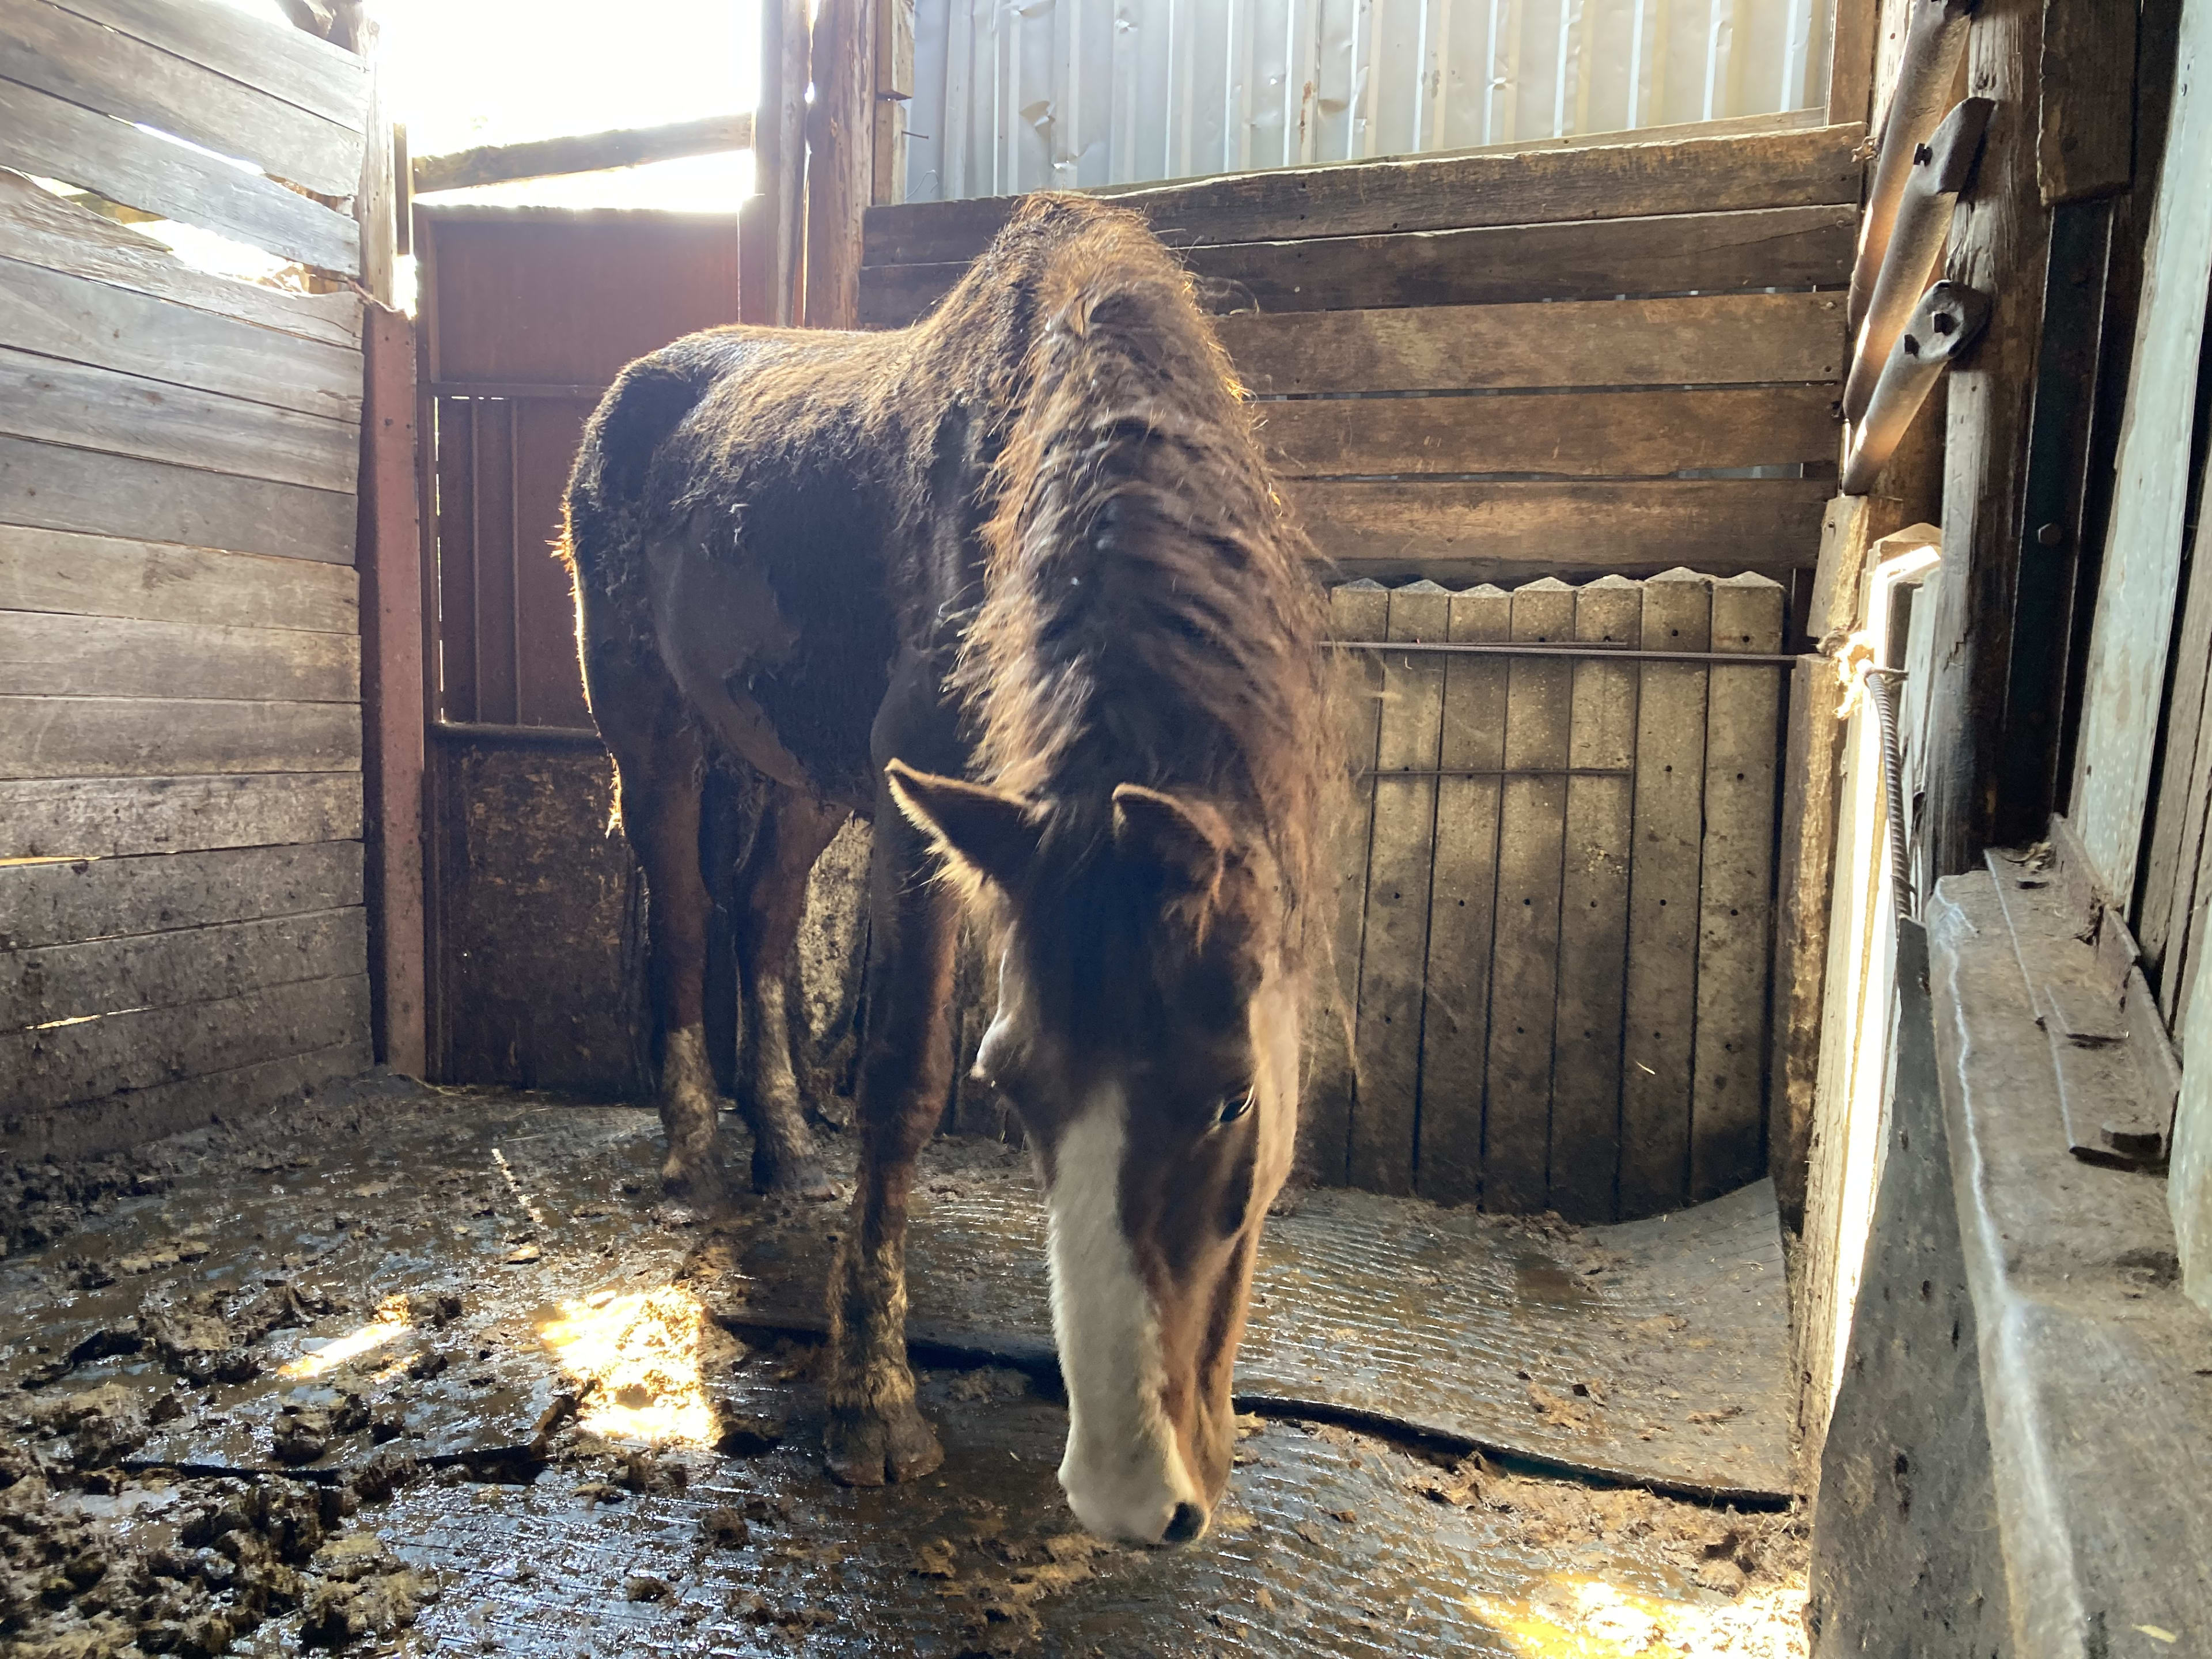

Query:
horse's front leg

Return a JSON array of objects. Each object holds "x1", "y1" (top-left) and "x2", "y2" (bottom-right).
[{"x1": 823, "y1": 805, "x2": 957, "y2": 1486}]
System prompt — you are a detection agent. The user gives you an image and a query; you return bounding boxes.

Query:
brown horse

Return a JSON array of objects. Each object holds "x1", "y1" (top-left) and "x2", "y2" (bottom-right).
[{"x1": 562, "y1": 193, "x2": 1334, "y2": 1543}]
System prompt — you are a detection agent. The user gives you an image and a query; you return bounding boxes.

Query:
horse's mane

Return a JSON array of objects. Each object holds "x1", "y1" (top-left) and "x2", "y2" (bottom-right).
[{"x1": 936, "y1": 195, "x2": 1336, "y2": 973}]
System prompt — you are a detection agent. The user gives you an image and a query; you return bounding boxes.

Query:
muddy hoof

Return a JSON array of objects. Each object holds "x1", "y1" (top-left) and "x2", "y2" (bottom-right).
[
  {"x1": 823, "y1": 1400, "x2": 944, "y2": 1487},
  {"x1": 753, "y1": 1147, "x2": 836, "y2": 1201},
  {"x1": 661, "y1": 1151, "x2": 738, "y2": 1218}
]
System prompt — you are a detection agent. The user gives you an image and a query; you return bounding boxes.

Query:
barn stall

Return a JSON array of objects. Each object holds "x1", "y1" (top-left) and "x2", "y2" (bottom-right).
[{"x1": 2, "y1": 0, "x2": 2205, "y2": 1653}]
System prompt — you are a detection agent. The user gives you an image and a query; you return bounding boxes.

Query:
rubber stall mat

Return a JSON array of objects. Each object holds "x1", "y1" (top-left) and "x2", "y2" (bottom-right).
[{"x1": 731, "y1": 1150, "x2": 1796, "y2": 1501}]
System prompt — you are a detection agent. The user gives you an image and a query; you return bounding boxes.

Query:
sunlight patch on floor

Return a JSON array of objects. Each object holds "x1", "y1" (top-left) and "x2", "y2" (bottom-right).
[
  {"x1": 278, "y1": 1294, "x2": 413, "y2": 1380},
  {"x1": 536, "y1": 1285, "x2": 736, "y2": 1446},
  {"x1": 1465, "y1": 1574, "x2": 1809, "y2": 1658}
]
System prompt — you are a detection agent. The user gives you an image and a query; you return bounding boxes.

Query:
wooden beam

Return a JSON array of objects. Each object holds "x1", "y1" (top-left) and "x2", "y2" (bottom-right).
[
  {"x1": 864, "y1": 122, "x2": 1869, "y2": 267},
  {"x1": 1827, "y1": 0, "x2": 1883, "y2": 126},
  {"x1": 1768, "y1": 493, "x2": 1903, "y2": 1233},
  {"x1": 1919, "y1": 0, "x2": 2055, "y2": 878},
  {"x1": 740, "y1": 0, "x2": 809, "y2": 326},
  {"x1": 41, "y1": 0, "x2": 369, "y2": 134},
  {"x1": 805, "y1": 0, "x2": 876, "y2": 327},
  {"x1": 412, "y1": 113, "x2": 754, "y2": 195},
  {"x1": 0, "y1": 772, "x2": 362, "y2": 860},
  {"x1": 349, "y1": 15, "x2": 396, "y2": 306},
  {"x1": 2037, "y1": 0, "x2": 2138, "y2": 204},
  {"x1": 357, "y1": 304, "x2": 426, "y2": 1078},
  {"x1": 872, "y1": 0, "x2": 914, "y2": 205}
]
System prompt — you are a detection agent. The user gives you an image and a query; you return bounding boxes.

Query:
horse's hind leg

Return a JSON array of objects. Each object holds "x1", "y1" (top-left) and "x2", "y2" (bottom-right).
[
  {"x1": 823, "y1": 798, "x2": 957, "y2": 1486},
  {"x1": 587, "y1": 650, "x2": 734, "y2": 1212},
  {"x1": 732, "y1": 786, "x2": 846, "y2": 1196}
]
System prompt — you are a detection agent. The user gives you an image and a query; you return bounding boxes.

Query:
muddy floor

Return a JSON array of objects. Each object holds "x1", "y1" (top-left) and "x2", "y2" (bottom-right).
[{"x1": 3, "y1": 1075, "x2": 1810, "y2": 1657}]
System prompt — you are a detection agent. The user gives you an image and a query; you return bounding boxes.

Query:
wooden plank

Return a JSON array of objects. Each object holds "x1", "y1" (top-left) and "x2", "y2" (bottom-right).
[
  {"x1": 0, "y1": 771, "x2": 360, "y2": 859},
  {"x1": 358, "y1": 303, "x2": 426, "y2": 1077},
  {"x1": 1620, "y1": 569, "x2": 1713, "y2": 1216},
  {"x1": 862, "y1": 123, "x2": 1869, "y2": 266},
  {"x1": 871, "y1": 0, "x2": 914, "y2": 206},
  {"x1": 0, "y1": 170, "x2": 360, "y2": 347},
  {"x1": 0, "y1": 1037, "x2": 368, "y2": 1157},
  {"x1": 0, "y1": 696, "x2": 361, "y2": 779},
  {"x1": 2037, "y1": 0, "x2": 2138, "y2": 205},
  {"x1": 43, "y1": 0, "x2": 368, "y2": 132},
  {"x1": 0, "y1": 346, "x2": 359, "y2": 494},
  {"x1": 862, "y1": 204, "x2": 1859, "y2": 328},
  {"x1": 1, "y1": 971, "x2": 368, "y2": 1112},
  {"x1": 1548, "y1": 574, "x2": 1641, "y2": 1222},
  {"x1": 0, "y1": 78, "x2": 361, "y2": 275},
  {"x1": 412, "y1": 114, "x2": 754, "y2": 195},
  {"x1": 1480, "y1": 578, "x2": 1575, "y2": 1214},
  {"x1": 0, "y1": 612, "x2": 359, "y2": 700},
  {"x1": 0, "y1": 525, "x2": 357, "y2": 632},
  {"x1": 0, "y1": 257, "x2": 362, "y2": 421},
  {"x1": 1257, "y1": 387, "x2": 1840, "y2": 479},
  {"x1": 0, "y1": 0, "x2": 363, "y2": 194},
  {"x1": 0, "y1": 434, "x2": 355, "y2": 565},
  {"x1": 1288, "y1": 478, "x2": 1832, "y2": 584},
  {"x1": 0, "y1": 840, "x2": 362, "y2": 952},
  {"x1": 1220, "y1": 293, "x2": 1849, "y2": 396},
  {"x1": 2173, "y1": 923, "x2": 2212, "y2": 1316},
  {"x1": 1303, "y1": 579, "x2": 1388, "y2": 1185},
  {"x1": 2, "y1": 906, "x2": 365, "y2": 1029},
  {"x1": 1347, "y1": 580, "x2": 1450, "y2": 1195},
  {"x1": 1412, "y1": 584, "x2": 1510, "y2": 1207},
  {"x1": 2070, "y1": 0, "x2": 2212, "y2": 902},
  {"x1": 1689, "y1": 573, "x2": 1785, "y2": 1201},
  {"x1": 2134, "y1": 431, "x2": 2212, "y2": 1006}
]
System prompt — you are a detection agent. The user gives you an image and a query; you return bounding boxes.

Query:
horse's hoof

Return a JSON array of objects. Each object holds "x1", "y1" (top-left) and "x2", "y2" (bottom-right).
[
  {"x1": 823, "y1": 1402, "x2": 944, "y2": 1487},
  {"x1": 752, "y1": 1148, "x2": 837, "y2": 1202},
  {"x1": 661, "y1": 1153, "x2": 738, "y2": 1219}
]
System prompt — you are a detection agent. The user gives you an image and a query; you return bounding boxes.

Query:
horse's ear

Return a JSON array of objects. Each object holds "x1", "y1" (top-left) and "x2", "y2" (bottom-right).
[
  {"x1": 887, "y1": 760, "x2": 1039, "y2": 889},
  {"x1": 1112, "y1": 785, "x2": 1229, "y2": 900}
]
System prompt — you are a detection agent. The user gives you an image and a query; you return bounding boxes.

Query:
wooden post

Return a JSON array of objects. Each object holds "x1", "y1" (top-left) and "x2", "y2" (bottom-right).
[
  {"x1": 348, "y1": 16, "x2": 396, "y2": 306},
  {"x1": 874, "y1": 0, "x2": 916, "y2": 204},
  {"x1": 806, "y1": 0, "x2": 878, "y2": 328},
  {"x1": 1768, "y1": 495, "x2": 1902, "y2": 1232},
  {"x1": 742, "y1": 0, "x2": 810, "y2": 326},
  {"x1": 1919, "y1": 0, "x2": 2055, "y2": 877},
  {"x1": 358, "y1": 305, "x2": 427, "y2": 1077},
  {"x1": 1828, "y1": 0, "x2": 1883, "y2": 127}
]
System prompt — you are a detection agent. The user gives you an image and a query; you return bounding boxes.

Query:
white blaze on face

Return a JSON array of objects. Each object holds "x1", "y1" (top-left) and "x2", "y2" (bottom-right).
[{"x1": 1045, "y1": 1083, "x2": 1202, "y2": 1544}]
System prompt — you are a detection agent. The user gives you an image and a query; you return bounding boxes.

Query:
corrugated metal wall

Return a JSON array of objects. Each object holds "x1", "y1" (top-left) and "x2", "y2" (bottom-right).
[{"x1": 904, "y1": 0, "x2": 1834, "y2": 200}]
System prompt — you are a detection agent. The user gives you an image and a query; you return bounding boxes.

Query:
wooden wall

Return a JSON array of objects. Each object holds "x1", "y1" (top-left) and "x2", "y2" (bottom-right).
[
  {"x1": 863, "y1": 122, "x2": 1858, "y2": 588},
  {"x1": 0, "y1": 0, "x2": 372, "y2": 1156}
]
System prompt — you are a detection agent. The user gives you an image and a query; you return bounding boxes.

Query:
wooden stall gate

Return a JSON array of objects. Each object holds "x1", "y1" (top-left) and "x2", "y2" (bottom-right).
[
  {"x1": 0, "y1": 1, "x2": 376, "y2": 1158},
  {"x1": 413, "y1": 204, "x2": 744, "y2": 1096}
]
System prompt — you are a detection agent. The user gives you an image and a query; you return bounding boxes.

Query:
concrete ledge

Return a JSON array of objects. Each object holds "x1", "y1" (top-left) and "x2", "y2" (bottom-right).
[{"x1": 1926, "y1": 873, "x2": 2211, "y2": 1656}]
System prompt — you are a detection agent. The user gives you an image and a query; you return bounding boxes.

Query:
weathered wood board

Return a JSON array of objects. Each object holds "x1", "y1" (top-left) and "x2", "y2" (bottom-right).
[
  {"x1": 1412, "y1": 584, "x2": 1509, "y2": 1207},
  {"x1": 0, "y1": 840, "x2": 363, "y2": 953},
  {"x1": 0, "y1": 696, "x2": 362, "y2": 778},
  {"x1": 1348, "y1": 582, "x2": 1449, "y2": 1195},
  {"x1": 1620, "y1": 571, "x2": 1715, "y2": 1216},
  {"x1": 0, "y1": 773, "x2": 363, "y2": 861},
  {"x1": 0, "y1": 611, "x2": 360, "y2": 701},
  {"x1": 0, "y1": 527, "x2": 358, "y2": 632}
]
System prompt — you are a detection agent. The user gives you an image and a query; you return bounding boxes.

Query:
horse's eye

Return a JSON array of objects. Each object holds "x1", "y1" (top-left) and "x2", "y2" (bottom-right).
[{"x1": 1215, "y1": 1088, "x2": 1255, "y2": 1127}]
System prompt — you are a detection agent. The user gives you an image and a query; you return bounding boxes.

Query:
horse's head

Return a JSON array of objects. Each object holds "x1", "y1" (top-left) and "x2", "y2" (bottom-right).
[{"x1": 888, "y1": 760, "x2": 1300, "y2": 1546}]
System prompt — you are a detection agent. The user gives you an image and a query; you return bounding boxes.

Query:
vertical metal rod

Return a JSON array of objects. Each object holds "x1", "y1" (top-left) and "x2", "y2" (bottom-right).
[
  {"x1": 466, "y1": 397, "x2": 482, "y2": 726},
  {"x1": 506, "y1": 398, "x2": 522, "y2": 726}
]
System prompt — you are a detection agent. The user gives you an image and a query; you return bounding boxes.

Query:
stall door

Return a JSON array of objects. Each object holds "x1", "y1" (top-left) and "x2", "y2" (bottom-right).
[{"x1": 415, "y1": 206, "x2": 741, "y2": 1092}]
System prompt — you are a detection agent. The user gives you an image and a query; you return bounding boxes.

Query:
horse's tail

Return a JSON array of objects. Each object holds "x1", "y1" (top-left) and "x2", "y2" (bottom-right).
[{"x1": 562, "y1": 342, "x2": 727, "y2": 583}]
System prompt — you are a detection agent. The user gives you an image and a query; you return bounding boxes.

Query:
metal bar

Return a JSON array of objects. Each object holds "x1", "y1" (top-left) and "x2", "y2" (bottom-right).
[
  {"x1": 432, "y1": 721, "x2": 604, "y2": 748},
  {"x1": 1325, "y1": 639, "x2": 1806, "y2": 664},
  {"x1": 1848, "y1": 0, "x2": 1979, "y2": 331},
  {"x1": 1842, "y1": 279, "x2": 1991, "y2": 494},
  {"x1": 1360, "y1": 765, "x2": 1635, "y2": 777},
  {"x1": 1842, "y1": 97, "x2": 1993, "y2": 425},
  {"x1": 430, "y1": 381, "x2": 607, "y2": 400}
]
